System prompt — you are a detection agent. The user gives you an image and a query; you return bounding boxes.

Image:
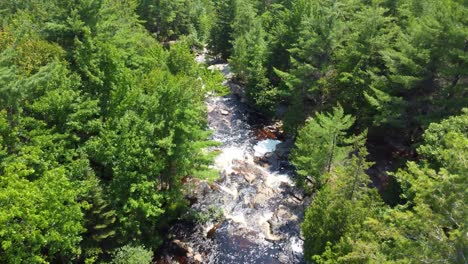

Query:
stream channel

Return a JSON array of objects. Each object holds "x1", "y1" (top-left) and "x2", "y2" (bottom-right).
[{"x1": 156, "y1": 52, "x2": 307, "y2": 264}]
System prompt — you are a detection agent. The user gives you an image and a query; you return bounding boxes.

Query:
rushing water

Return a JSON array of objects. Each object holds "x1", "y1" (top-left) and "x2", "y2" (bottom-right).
[{"x1": 157, "y1": 54, "x2": 306, "y2": 264}]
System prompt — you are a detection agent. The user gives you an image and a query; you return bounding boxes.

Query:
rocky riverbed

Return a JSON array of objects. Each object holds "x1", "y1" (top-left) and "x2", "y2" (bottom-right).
[{"x1": 156, "y1": 53, "x2": 308, "y2": 264}]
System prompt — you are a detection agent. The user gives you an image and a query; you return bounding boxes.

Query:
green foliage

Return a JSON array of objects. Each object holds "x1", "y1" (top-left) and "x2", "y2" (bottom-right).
[
  {"x1": 188, "y1": 205, "x2": 225, "y2": 224},
  {"x1": 209, "y1": 0, "x2": 236, "y2": 59},
  {"x1": 388, "y1": 110, "x2": 467, "y2": 263},
  {"x1": 111, "y1": 245, "x2": 153, "y2": 264},
  {"x1": 305, "y1": 110, "x2": 467, "y2": 263},
  {"x1": 230, "y1": 8, "x2": 276, "y2": 111},
  {"x1": 167, "y1": 41, "x2": 197, "y2": 75},
  {"x1": 0, "y1": 162, "x2": 84, "y2": 263},
  {"x1": 200, "y1": 67, "x2": 230, "y2": 95},
  {"x1": 365, "y1": 0, "x2": 468, "y2": 132},
  {"x1": 216, "y1": 0, "x2": 466, "y2": 142},
  {"x1": 302, "y1": 127, "x2": 382, "y2": 261},
  {"x1": 291, "y1": 105, "x2": 355, "y2": 190},
  {"x1": 137, "y1": 0, "x2": 214, "y2": 42},
  {"x1": 0, "y1": 0, "x2": 218, "y2": 262}
]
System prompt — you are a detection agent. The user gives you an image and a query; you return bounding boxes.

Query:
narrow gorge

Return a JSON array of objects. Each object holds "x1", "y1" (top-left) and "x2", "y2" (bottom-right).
[{"x1": 157, "y1": 53, "x2": 307, "y2": 264}]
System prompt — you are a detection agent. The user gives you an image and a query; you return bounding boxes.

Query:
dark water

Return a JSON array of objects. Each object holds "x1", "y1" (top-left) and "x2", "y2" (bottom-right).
[{"x1": 156, "y1": 57, "x2": 306, "y2": 264}]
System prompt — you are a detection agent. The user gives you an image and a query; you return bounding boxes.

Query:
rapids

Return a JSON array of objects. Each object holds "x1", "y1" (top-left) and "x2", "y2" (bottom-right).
[{"x1": 156, "y1": 52, "x2": 307, "y2": 264}]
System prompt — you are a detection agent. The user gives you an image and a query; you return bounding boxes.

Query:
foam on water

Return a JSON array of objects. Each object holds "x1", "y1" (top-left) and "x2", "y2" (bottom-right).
[
  {"x1": 164, "y1": 56, "x2": 306, "y2": 263},
  {"x1": 265, "y1": 172, "x2": 293, "y2": 189},
  {"x1": 254, "y1": 139, "x2": 281, "y2": 157},
  {"x1": 290, "y1": 236, "x2": 304, "y2": 253},
  {"x1": 226, "y1": 212, "x2": 246, "y2": 225},
  {"x1": 218, "y1": 185, "x2": 238, "y2": 198},
  {"x1": 214, "y1": 146, "x2": 247, "y2": 174}
]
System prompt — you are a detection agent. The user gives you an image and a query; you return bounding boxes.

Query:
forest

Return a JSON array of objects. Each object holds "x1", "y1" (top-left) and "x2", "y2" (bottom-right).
[{"x1": 0, "y1": 0, "x2": 466, "y2": 263}]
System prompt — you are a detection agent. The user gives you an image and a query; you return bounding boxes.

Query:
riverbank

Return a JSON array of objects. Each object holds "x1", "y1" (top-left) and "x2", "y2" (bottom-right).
[{"x1": 155, "y1": 51, "x2": 307, "y2": 264}]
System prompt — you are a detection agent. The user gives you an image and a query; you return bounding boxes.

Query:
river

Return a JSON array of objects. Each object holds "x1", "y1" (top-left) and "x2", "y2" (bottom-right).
[{"x1": 156, "y1": 52, "x2": 307, "y2": 264}]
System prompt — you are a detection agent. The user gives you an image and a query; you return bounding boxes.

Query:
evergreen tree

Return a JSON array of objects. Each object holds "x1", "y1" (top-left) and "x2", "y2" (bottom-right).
[
  {"x1": 302, "y1": 130, "x2": 382, "y2": 261},
  {"x1": 312, "y1": 110, "x2": 467, "y2": 263},
  {"x1": 0, "y1": 0, "x2": 220, "y2": 262},
  {"x1": 366, "y1": 0, "x2": 468, "y2": 135},
  {"x1": 230, "y1": 1, "x2": 276, "y2": 111},
  {"x1": 291, "y1": 105, "x2": 355, "y2": 190},
  {"x1": 209, "y1": 0, "x2": 236, "y2": 59}
]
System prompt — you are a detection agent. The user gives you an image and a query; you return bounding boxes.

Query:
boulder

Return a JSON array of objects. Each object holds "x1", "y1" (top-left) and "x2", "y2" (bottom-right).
[
  {"x1": 252, "y1": 192, "x2": 268, "y2": 208},
  {"x1": 278, "y1": 253, "x2": 290, "y2": 263},
  {"x1": 261, "y1": 221, "x2": 283, "y2": 241},
  {"x1": 172, "y1": 239, "x2": 193, "y2": 256},
  {"x1": 229, "y1": 83, "x2": 245, "y2": 98},
  {"x1": 243, "y1": 173, "x2": 256, "y2": 184},
  {"x1": 194, "y1": 254, "x2": 203, "y2": 263},
  {"x1": 275, "y1": 138, "x2": 294, "y2": 158}
]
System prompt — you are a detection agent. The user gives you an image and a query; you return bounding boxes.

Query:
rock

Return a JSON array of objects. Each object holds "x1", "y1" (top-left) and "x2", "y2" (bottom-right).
[
  {"x1": 172, "y1": 239, "x2": 192, "y2": 255},
  {"x1": 275, "y1": 138, "x2": 294, "y2": 158},
  {"x1": 276, "y1": 206, "x2": 293, "y2": 220},
  {"x1": 198, "y1": 181, "x2": 212, "y2": 196},
  {"x1": 208, "y1": 63, "x2": 232, "y2": 78},
  {"x1": 289, "y1": 188, "x2": 305, "y2": 202},
  {"x1": 261, "y1": 221, "x2": 283, "y2": 241},
  {"x1": 253, "y1": 192, "x2": 268, "y2": 208},
  {"x1": 278, "y1": 253, "x2": 289, "y2": 263},
  {"x1": 256, "y1": 128, "x2": 278, "y2": 140},
  {"x1": 220, "y1": 109, "x2": 229, "y2": 115},
  {"x1": 229, "y1": 83, "x2": 245, "y2": 98},
  {"x1": 209, "y1": 183, "x2": 220, "y2": 191},
  {"x1": 194, "y1": 254, "x2": 203, "y2": 263},
  {"x1": 207, "y1": 223, "x2": 221, "y2": 238},
  {"x1": 243, "y1": 173, "x2": 256, "y2": 184},
  {"x1": 254, "y1": 155, "x2": 269, "y2": 166},
  {"x1": 207, "y1": 63, "x2": 225, "y2": 72}
]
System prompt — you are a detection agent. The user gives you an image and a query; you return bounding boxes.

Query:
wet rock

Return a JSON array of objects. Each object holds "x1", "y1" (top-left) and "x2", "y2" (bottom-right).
[
  {"x1": 276, "y1": 206, "x2": 295, "y2": 220},
  {"x1": 232, "y1": 161, "x2": 265, "y2": 179},
  {"x1": 243, "y1": 173, "x2": 256, "y2": 184},
  {"x1": 157, "y1": 57, "x2": 306, "y2": 263},
  {"x1": 253, "y1": 192, "x2": 268, "y2": 208},
  {"x1": 265, "y1": 152, "x2": 280, "y2": 168},
  {"x1": 275, "y1": 139, "x2": 294, "y2": 159},
  {"x1": 261, "y1": 221, "x2": 283, "y2": 241},
  {"x1": 172, "y1": 239, "x2": 193, "y2": 255},
  {"x1": 209, "y1": 183, "x2": 220, "y2": 192},
  {"x1": 199, "y1": 181, "x2": 212, "y2": 196},
  {"x1": 256, "y1": 128, "x2": 278, "y2": 140},
  {"x1": 278, "y1": 253, "x2": 290, "y2": 263},
  {"x1": 207, "y1": 63, "x2": 227, "y2": 72},
  {"x1": 254, "y1": 154, "x2": 270, "y2": 167},
  {"x1": 229, "y1": 83, "x2": 245, "y2": 99},
  {"x1": 194, "y1": 253, "x2": 203, "y2": 263},
  {"x1": 289, "y1": 188, "x2": 305, "y2": 202},
  {"x1": 207, "y1": 223, "x2": 221, "y2": 239},
  {"x1": 267, "y1": 205, "x2": 300, "y2": 239}
]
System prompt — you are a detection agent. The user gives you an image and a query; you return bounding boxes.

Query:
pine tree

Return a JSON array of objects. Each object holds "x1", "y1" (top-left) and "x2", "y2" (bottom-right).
[
  {"x1": 291, "y1": 105, "x2": 355, "y2": 190},
  {"x1": 313, "y1": 109, "x2": 468, "y2": 263},
  {"x1": 366, "y1": 0, "x2": 468, "y2": 135},
  {"x1": 208, "y1": 0, "x2": 236, "y2": 59},
  {"x1": 230, "y1": 3, "x2": 276, "y2": 111},
  {"x1": 302, "y1": 130, "x2": 382, "y2": 261}
]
